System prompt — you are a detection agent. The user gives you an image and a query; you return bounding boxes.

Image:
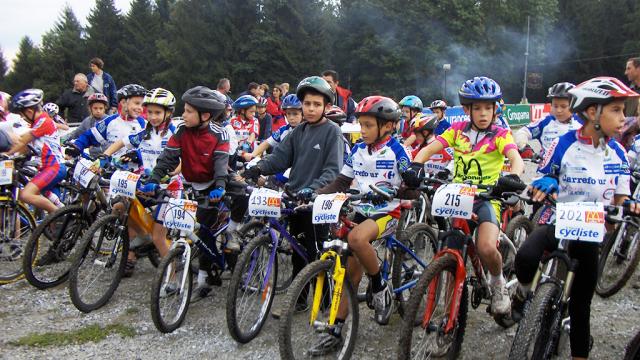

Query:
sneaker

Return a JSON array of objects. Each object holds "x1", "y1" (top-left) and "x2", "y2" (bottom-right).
[
  {"x1": 372, "y1": 282, "x2": 394, "y2": 325},
  {"x1": 123, "y1": 259, "x2": 137, "y2": 278},
  {"x1": 308, "y1": 332, "x2": 343, "y2": 356},
  {"x1": 511, "y1": 284, "x2": 528, "y2": 322},
  {"x1": 491, "y1": 282, "x2": 511, "y2": 315},
  {"x1": 190, "y1": 284, "x2": 212, "y2": 303},
  {"x1": 225, "y1": 230, "x2": 242, "y2": 252}
]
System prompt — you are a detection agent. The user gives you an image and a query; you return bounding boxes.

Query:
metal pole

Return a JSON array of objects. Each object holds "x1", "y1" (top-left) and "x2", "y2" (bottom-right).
[
  {"x1": 522, "y1": 16, "x2": 530, "y2": 104},
  {"x1": 443, "y1": 64, "x2": 451, "y2": 103}
]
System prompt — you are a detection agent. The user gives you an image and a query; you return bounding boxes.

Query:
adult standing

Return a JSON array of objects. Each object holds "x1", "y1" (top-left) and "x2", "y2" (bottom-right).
[
  {"x1": 239, "y1": 82, "x2": 260, "y2": 97},
  {"x1": 321, "y1": 70, "x2": 356, "y2": 122},
  {"x1": 216, "y1": 78, "x2": 233, "y2": 103},
  {"x1": 280, "y1": 83, "x2": 290, "y2": 97},
  {"x1": 56, "y1": 73, "x2": 90, "y2": 124},
  {"x1": 87, "y1": 57, "x2": 118, "y2": 114},
  {"x1": 618, "y1": 58, "x2": 640, "y2": 149},
  {"x1": 266, "y1": 84, "x2": 286, "y2": 131}
]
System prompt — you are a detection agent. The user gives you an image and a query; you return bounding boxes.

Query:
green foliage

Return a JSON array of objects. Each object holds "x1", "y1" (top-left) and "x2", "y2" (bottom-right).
[
  {"x1": 0, "y1": 47, "x2": 7, "y2": 86},
  {"x1": 10, "y1": 323, "x2": 136, "y2": 347},
  {"x1": 3, "y1": 37, "x2": 42, "y2": 95},
  {"x1": 86, "y1": 0, "x2": 126, "y2": 81}
]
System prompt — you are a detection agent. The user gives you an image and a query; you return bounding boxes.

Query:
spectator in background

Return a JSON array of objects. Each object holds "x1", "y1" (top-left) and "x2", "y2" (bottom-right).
[
  {"x1": 281, "y1": 82, "x2": 290, "y2": 97},
  {"x1": 239, "y1": 82, "x2": 260, "y2": 97},
  {"x1": 618, "y1": 58, "x2": 640, "y2": 149},
  {"x1": 216, "y1": 78, "x2": 232, "y2": 103},
  {"x1": 266, "y1": 84, "x2": 286, "y2": 131},
  {"x1": 56, "y1": 73, "x2": 90, "y2": 124},
  {"x1": 256, "y1": 97, "x2": 272, "y2": 142},
  {"x1": 87, "y1": 57, "x2": 118, "y2": 114},
  {"x1": 258, "y1": 84, "x2": 269, "y2": 98},
  {"x1": 321, "y1": 70, "x2": 357, "y2": 122}
]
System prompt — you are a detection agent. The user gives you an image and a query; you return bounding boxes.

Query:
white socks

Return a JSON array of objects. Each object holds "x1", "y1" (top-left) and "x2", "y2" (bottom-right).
[
  {"x1": 489, "y1": 273, "x2": 506, "y2": 287},
  {"x1": 197, "y1": 270, "x2": 208, "y2": 286}
]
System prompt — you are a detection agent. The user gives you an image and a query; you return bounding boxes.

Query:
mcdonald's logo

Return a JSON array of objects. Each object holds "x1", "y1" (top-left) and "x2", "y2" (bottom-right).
[{"x1": 585, "y1": 210, "x2": 604, "y2": 224}]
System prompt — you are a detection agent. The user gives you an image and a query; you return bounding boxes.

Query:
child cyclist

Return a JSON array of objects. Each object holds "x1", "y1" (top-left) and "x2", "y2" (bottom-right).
[
  {"x1": 515, "y1": 77, "x2": 640, "y2": 360},
  {"x1": 230, "y1": 95, "x2": 259, "y2": 158},
  {"x1": 410, "y1": 113, "x2": 453, "y2": 176},
  {"x1": 6, "y1": 89, "x2": 66, "y2": 213},
  {"x1": 398, "y1": 95, "x2": 423, "y2": 143},
  {"x1": 428, "y1": 99, "x2": 452, "y2": 135},
  {"x1": 514, "y1": 82, "x2": 582, "y2": 158},
  {"x1": 102, "y1": 88, "x2": 178, "y2": 259},
  {"x1": 403, "y1": 76, "x2": 525, "y2": 315},
  {"x1": 139, "y1": 86, "x2": 230, "y2": 300}
]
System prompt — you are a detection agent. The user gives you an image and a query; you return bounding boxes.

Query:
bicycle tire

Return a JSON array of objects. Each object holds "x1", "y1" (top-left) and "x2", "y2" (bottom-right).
[
  {"x1": 509, "y1": 281, "x2": 563, "y2": 360},
  {"x1": 625, "y1": 329, "x2": 640, "y2": 360},
  {"x1": 68, "y1": 214, "x2": 129, "y2": 313},
  {"x1": 596, "y1": 222, "x2": 640, "y2": 297},
  {"x1": 23, "y1": 205, "x2": 89, "y2": 289},
  {"x1": 392, "y1": 223, "x2": 438, "y2": 320},
  {"x1": 397, "y1": 252, "x2": 467, "y2": 360},
  {"x1": 0, "y1": 202, "x2": 37, "y2": 284},
  {"x1": 150, "y1": 244, "x2": 193, "y2": 333},
  {"x1": 278, "y1": 258, "x2": 358, "y2": 360},
  {"x1": 226, "y1": 234, "x2": 276, "y2": 343}
]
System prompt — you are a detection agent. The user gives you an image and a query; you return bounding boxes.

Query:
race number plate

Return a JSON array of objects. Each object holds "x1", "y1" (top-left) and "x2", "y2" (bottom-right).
[
  {"x1": 109, "y1": 170, "x2": 140, "y2": 199},
  {"x1": 554, "y1": 202, "x2": 605, "y2": 242},
  {"x1": 164, "y1": 198, "x2": 198, "y2": 232},
  {"x1": 431, "y1": 184, "x2": 476, "y2": 220},
  {"x1": 312, "y1": 193, "x2": 348, "y2": 224},
  {"x1": 248, "y1": 187, "x2": 282, "y2": 218},
  {"x1": 0, "y1": 160, "x2": 13, "y2": 186},
  {"x1": 73, "y1": 158, "x2": 98, "y2": 188}
]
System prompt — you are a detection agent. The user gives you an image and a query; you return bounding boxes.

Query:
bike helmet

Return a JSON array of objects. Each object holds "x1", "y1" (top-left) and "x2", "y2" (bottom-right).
[
  {"x1": 143, "y1": 88, "x2": 176, "y2": 110},
  {"x1": 281, "y1": 94, "x2": 302, "y2": 110},
  {"x1": 355, "y1": 96, "x2": 401, "y2": 122},
  {"x1": 547, "y1": 82, "x2": 575, "y2": 99},
  {"x1": 458, "y1": 76, "x2": 502, "y2": 105},
  {"x1": 429, "y1": 100, "x2": 447, "y2": 110},
  {"x1": 87, "y1": 93, "x2": 109, "y2": 107},
  {"x1": 233, "y1": 95, "x2": 258, "y2": 110},
  {"x1": 398, "y1": 95, "x2": 423, "y2": 111},
  {"x1": 256, "y1": 96, "x2": 267, "y2": 107},
  {"x1": 43, "y1": 102, "x2": 59, "y2": 116},
  {"x1": 326, "y1": 105, "x2": 347, "y2": 125},
  {"x1": 569, "y1": 77, "x2": 639, "y2": 113},
  {"x1": 296, "y1": 76, "x2": 333, "y2": 104},
  {"x1": 182, "y1": 86, "x2": 225, "y2": 118},
  {"x1": 117, "y1": 84, "x2": 147, "y2": 102},
  {"x1": 9, "y1": 89, "x2": 43, "y2": 113},
  {"x1": 412, "y1": 113, "x2": 438, "y2": 133}
]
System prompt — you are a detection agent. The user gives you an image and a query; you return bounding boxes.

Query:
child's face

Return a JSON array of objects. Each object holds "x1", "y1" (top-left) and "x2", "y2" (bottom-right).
[
  {"x1": 183, "y1": 103, "x2": 204, "y2": 127},
  {"x1": 257, "y1": 105, "x2": 267, "y2": 115},
  {"x1": 551, "y1": 98, "x2": 572, "y2": 122},
  {"x1": 358, "y1": 115, "x2": 393, "y2": 144},
  {"x1": 401, "y1": 106, "x2": 412, "y2": 119},
  {"x1": 285, "y1": 109, "x2": 303, "y2": 127},
  {"x1": 591, "y1": 100, "x2": 626, "y2": 138},
  {"x1": 302, "y1": 94, "x2": 329, "y2": 123},
  {"x1": 465, "y1": 101, "x2": 495, "y2": 130},
  {"x1": 242, "y1": 106, "x2": 256, "y2": 120},
  {"x1": 125, "y1": 96, "x2": 143, "y2": 118},
  {"x1": 146, "y1": 104, "x2": 170, "y2": 128},
  {"x1": 433, "y1": 108, "x2": 444, "y2": 119},
  {"x1": 90, "y1": 103, "x2": 106, "y2": 118}
]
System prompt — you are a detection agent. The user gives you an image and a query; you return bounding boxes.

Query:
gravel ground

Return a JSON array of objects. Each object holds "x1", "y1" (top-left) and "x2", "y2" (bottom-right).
[{"x1": 2, "y1": 151, "x2": 639, "y2": 359}]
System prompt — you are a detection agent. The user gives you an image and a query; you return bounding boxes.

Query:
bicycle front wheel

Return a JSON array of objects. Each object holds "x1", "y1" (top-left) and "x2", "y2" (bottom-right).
[
  {"x1": 596, "y1": 221, "x2": 640, "y2": 297},
  {"x1": 278, "y1": 258, "x2": 358, "y2": 360},
  {"x1": 150, "y1": 243, "x2": 193, "y2": 333},
  {"x1": 0, "y1": 202, "x2": 36, "y2": 284},
  {"x1": 68, "y1": 214, "x2": 129, "y2": 312}
]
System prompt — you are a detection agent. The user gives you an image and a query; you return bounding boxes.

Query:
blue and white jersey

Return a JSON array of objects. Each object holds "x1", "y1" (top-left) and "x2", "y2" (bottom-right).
[
  {"x1": 123, "y1": 123, "x2": 176, "y2": 170},
  {"x1": 434, "y1": 118, "x2": 451, "y2": 136},
  {"x1": 495, "y1": 115, "x2": 510, "y2": 130},
  {"x1": 73, "y1": 113, "x2": 146, "y2": 157},
  {"x1": 538, "y1": 129, "x2": 630, "y2": 204},
  {"x1": 627, "y1": 134, "x2": 640, "y2": 170},
  {"x1": 519, "y1": 114, "x2": 582, "y2": 153},
  {"x1": 342, "y1": 137, "x2": 411, "y2": 215},
  {"x1": 266, "y1": 123, "x2": 294, "y2": 148}
]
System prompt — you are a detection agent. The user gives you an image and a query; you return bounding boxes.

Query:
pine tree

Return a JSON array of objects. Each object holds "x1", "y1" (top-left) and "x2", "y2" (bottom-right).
[
  {"x1": 0, "y1": 47, "x2": 8, "y2": 86},
  {"x1": 85, "y1": 0, "x2": 126, "y2": 83},
  {"x1": 3, "y1": 37, "x2": 42, "y2": 94},
  {"x1": 120, "y1": 0, "x2": 162, "y2": 87}
]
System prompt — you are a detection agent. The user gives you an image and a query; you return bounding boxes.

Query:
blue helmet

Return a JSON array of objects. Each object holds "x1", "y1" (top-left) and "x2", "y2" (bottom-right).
[
  {"x1": 233, "y1": 95, "x2": 258, "y2": 110},
  {"x1": 281, "y1": 94, "x2": 302, "y2": 110},
  {"x1": 398, "y1": 95, "x2": 423, "y2": 111},
  {"x1": 458, "y1": 77, "x2": 502, "y2": 105}
]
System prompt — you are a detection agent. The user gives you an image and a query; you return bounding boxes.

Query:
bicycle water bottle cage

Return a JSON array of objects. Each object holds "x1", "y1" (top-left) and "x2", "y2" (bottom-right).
[{"x1": 322, "y1": 239, "x2": 349, "y2": 255}]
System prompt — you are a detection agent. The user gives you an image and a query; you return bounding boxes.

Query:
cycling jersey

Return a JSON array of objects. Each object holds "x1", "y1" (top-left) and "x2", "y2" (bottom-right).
[
  {"x1": 411, "y1": 138, "x2": 453, "y2": 175},
  {"x1": 437, "y1": 121, "x2": 517, "y2": 185},
  {"x1": 31, "y1": 113, "x2": 65, "y2": 167},
  {"x1": 434, "y1": 118, "x2": 451, "y2": 136},
  {"x1": 123, "y1": 123, "x2": 177, "y2": 170},
  {"x1": 230, "y1": 115, "x2": 258, "y2": 148},
  {"x1": 538, "y1": 129, "x2": 630, "y2": 203},
  {"x1": 73, "y1": 113, "x2": 146, "y2": 157},
  {"x1": 266, "y1": 123, "x2": 295, "y2": 148},
  {"x1": 517, "y1": 114, "x2": 582, "y2": 153},
  {"x1": 342, "y1": 136, "x2": 411, "y2": 216},
  {"x1": 627, "y1": 133, "x2": 640, "y2": 170},
  {"x1": 0, "y1": 114, "x2": 29, "y2": 136}
]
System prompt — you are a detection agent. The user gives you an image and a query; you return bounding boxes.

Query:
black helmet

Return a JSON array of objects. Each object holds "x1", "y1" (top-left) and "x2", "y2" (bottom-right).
[
  {"x1": 182, "y1": 86, "x2": 225, "y2": 118},
  {"x1": 117, "y1": 84, "x2": 147, "y2": 102},
  {"x1": 326, "y1": 105, "x2": 347, "y2": 125},
  {"x1": 296, "y1": 76, "x2": 333, "y2": 104},
  {"x1": 547, "y1": 82, "x2": 575, "y2": 99}
]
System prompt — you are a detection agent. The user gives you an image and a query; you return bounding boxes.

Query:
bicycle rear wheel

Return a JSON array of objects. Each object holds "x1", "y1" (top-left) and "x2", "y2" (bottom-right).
[
  {"x1": 23, "y1": 205, "x2": 90, "y2": 289},
  {"x1": 68, "y1": 214, "x2": 129, "y2": 312},
  {"x1": 625, "y1": 329, "x2": 640, "y2": 360},
  {"x1": 278, "y1": 258, "x2": 358, "y2": 360},
  {"x1": 0, "y1": 203, "x2": 36, "y2": 284},
  {"x1": 596, "y1": 221, "x2": 640, "y2": 297},
  {"x1": 150, "y1": 243, "x2": 193, "y2": 333},
  {"x1": 397, "y1": 252, "x2": 467, "y2": 360}
]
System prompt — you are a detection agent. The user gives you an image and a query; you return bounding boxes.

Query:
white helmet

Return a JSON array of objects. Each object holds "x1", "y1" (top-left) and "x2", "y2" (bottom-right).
[
  {"x1": 569, "y1": 77, "x2": 639, "y2": 113},
  {"x1": 43, "y1": 102, "x2": 60, "y2": 116},
  {"x1": 143, "y1": 88, "x2": 176, "y2": 110}
]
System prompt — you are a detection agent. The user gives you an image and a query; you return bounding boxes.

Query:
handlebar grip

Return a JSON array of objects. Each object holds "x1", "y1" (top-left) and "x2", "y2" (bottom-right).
[{"x1": 497, "y1": 176, "x2": 527, "y2": 192}]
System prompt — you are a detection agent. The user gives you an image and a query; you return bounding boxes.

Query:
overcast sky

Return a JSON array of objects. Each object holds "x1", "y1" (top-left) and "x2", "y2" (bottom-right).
[{"x1": 2, "y1": 0, "x2": 133, "y2": 68}]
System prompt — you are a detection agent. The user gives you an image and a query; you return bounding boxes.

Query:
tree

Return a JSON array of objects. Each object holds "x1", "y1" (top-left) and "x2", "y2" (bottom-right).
[
  {"x1": 0, "y1": 47, "x2": 8, "y2": 87},
  {"x1": 3, "y1": 37, "x2": 42, "y2": 94},
  {"x1": 85, "y1": 0, "x2": 126, "y2": 82}
]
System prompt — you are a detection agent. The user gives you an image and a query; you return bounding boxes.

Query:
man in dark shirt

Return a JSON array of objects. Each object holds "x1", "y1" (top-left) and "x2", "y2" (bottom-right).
[{"x1": 56, "y1": 73, "x2": 89, "y2": 124}]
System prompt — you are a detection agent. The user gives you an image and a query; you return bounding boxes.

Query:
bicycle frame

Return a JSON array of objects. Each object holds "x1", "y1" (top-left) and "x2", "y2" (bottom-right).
[
  {"x1": 310, "y1": 249, "x2": 344, "y2": 327},
  {"x1": 382, "y1": 235, "x2": 428, "y2": 293},
  {"x1": 530, "y1": 239, "x2": 577, "y2": 304}
]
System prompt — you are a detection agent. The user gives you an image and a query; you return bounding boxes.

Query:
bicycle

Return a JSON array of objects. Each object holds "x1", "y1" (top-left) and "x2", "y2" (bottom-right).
[
  {"x1": 277, "y1": 185, "x2": 438, "y2": 359},
  {"x1": 596, "y1": 171, "x2": 640, "y2": 297},
  {"x1": 625, "y1": 328, "x2": 640, "y2": 360},
  {"x1": 508, "y1": 202, "x2": 626, "y2": 360},
  {"x1": 396, "y1": 176, "x2": 527, "y2": 359},
  {"x1": 149, "y1": 182, "x2": 262, "y2": 333}
]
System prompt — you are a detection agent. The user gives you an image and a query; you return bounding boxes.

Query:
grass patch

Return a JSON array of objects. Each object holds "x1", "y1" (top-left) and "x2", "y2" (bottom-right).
[
  {"x1": 125, "y1": 307, "x2": 139, "y2": 315},
  {"x1": 10, "y1": 323, "x2": 136, "y2": 347}
]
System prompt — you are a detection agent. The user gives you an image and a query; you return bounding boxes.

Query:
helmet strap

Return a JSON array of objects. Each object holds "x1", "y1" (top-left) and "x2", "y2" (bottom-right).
[{"x1": 592, "y1": 104, "x2": 607, "y2": 150}]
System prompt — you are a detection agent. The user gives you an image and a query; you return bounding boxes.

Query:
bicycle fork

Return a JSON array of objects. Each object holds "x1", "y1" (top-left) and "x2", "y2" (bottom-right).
[
  {"x1": 164, "y1": 238, "x2": 191, "y2": 295},
  {"x1": 310, "y1": 250, "x2": 344, "y2": 328}
]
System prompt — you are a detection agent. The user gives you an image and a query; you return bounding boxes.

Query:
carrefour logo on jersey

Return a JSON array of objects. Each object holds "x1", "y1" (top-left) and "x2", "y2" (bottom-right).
[
  {"x1": 561, "y1": 175, "x2": 606, "y2": 185},
  {"x1": 354, "y1": 169, "x2": 379, "y2": 178}
]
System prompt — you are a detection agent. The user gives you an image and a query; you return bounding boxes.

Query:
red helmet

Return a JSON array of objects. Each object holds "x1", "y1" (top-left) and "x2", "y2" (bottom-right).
[
  {"x1": 355, "y1": 96, "x2": 401, "y2": 122},
  {"x1": 88, "y1": 93, "x2": 109, "y2": 106}
]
